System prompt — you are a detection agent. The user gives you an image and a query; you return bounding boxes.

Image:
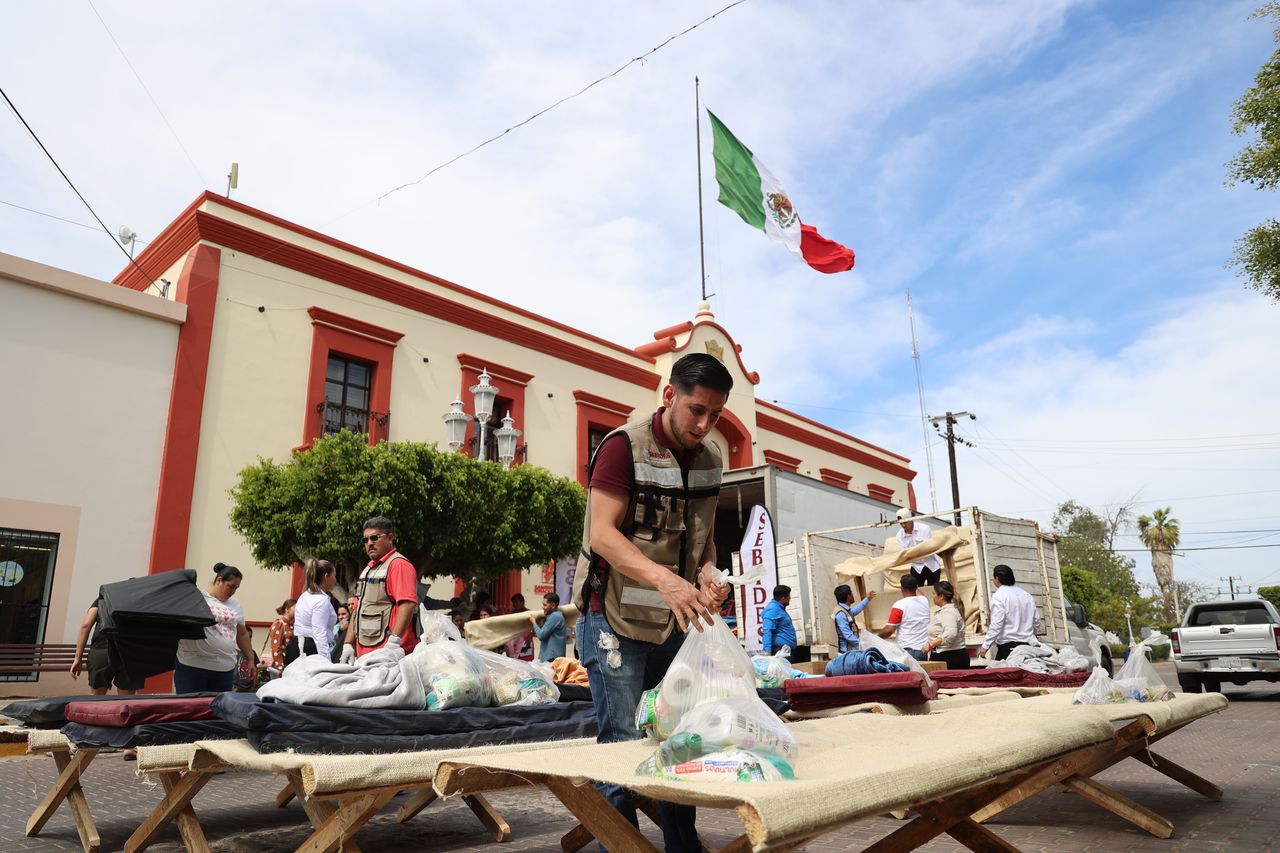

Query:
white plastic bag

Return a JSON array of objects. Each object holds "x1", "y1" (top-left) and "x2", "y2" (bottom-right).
[
  {"x1": 1073, "y1": 665, "x2": 1124, "y2": 705},
  {"x1": 751, "y1": 647, "x2": 794, "y2": 688},
  {"x1": 411, "y1": 640, "x2": 491, "y2": 710},
  {"x1": 419, "y1": 609, "x2": 462, "y2": 644},
  {"x1": 635, "y1": 616, "x2": 756, "y2": 740},
  {"x1": 654, "y1": 696, "x2": 797, "y2": 768},
  {"x1": 1114, "y1": 641, "x2": 1173, "y2": 702},
  {"x1": 1051, "y1": 646, "x2": 1091, "y2": 673},
  {"x1": 480, "y1": 653, "x2": 560, "y2": 707},
  {"x1": 635, "y1": 748, "x2": 792, "y2": 783}
]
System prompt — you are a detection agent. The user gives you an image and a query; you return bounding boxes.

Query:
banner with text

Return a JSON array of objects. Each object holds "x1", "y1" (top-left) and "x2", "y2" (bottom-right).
[{"x1": 738, "y1": 504, "x2": 778, "y2": 655}]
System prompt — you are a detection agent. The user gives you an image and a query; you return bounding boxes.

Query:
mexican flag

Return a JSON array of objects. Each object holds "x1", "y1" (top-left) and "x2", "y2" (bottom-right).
[{"x1": 708, "y1": 110, "x2": 855, "y2": 274}]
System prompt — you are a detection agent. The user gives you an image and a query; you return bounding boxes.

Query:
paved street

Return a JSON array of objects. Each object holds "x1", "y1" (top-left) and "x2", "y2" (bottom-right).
[{"x1": 1, "y1": 663, "x2": 1277, "y2": 852}]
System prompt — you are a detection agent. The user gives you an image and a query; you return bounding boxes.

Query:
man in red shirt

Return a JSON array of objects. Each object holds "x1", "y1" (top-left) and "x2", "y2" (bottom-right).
[{"x1": 339, "y1": 516, "x2": 420, "y2": 663}]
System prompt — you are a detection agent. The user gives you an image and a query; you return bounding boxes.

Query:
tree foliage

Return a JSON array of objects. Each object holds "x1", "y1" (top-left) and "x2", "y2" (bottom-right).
[
  {"x1": 1138, "y1": 507, "x2": 1181, "y2": 622},
  {"x1": 228, "y1": 431, "x2": 586, "y2": 598},
  {"x1": 1259, "y1": 585, "x2": 1280, "y2": 610},
  {"x1": 1053, "y1": 500, "x2": 1157, "y2": 635},
  {"x1": 1228, "y1": 3, "x2": 1280, "y2": 299}
]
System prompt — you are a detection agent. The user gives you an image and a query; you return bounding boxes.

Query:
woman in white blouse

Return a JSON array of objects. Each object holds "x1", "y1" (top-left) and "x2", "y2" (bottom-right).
[
  {"x1": 921, "y1": 580, "x2": 970, "y2": 669},
  {"x1": 293, "y1": 558, "x2": 339, "y2": 661}
]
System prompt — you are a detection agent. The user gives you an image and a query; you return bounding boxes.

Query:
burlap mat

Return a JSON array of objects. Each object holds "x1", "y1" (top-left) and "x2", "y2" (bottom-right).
[
  {"x1": 939, "y1": 686, "x2": 1050, "y2": 698},
  {"x1": 26, "y1": 729, "x2": 70, "y2": 752},
  {"x1": 465, "y1": 605, "x2": 581, "y2": 651},
  {"x1": 136, "y1": 743, "x2": 203, "y2": 774},
  {"x1": 1012, "y1": 690, "x2": 1227, "y2": 732},
  {"x1": 0, "y1": 724, "x2": 31, "y2": 744},
  {"x1": 187, "y1": 735, "x2": 596, "y2": 798},
  {"x1": 439, "y1": 703, "x2": 1115, "y2": 850},
  {"x1": 785, "y1": 689, "x2": 1022, "y2": 720}
]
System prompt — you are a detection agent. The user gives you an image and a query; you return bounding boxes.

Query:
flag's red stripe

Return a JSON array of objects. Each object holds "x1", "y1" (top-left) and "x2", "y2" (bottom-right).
[{"x1": 799, "y1": 223, "x2": 855, "y2": 274}]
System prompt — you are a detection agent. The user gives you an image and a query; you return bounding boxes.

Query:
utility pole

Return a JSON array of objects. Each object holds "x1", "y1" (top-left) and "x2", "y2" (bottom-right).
[
  {"x1": 1220, "y1": 575, "x2": 1243, "y2": 600},
  {"x1": 929, "y1": 411, "x2": 975, "y2": 526}
]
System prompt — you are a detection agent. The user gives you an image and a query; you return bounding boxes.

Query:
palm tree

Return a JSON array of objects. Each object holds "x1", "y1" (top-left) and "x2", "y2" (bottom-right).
[{"x1": 1138, "y1": 507, "x2": 1181, "y2": 622}]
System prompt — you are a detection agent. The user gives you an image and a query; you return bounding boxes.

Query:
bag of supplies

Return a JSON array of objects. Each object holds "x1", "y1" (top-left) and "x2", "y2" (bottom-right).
[{"x1": 635, "y1": 616, "x2": 756, "y2": 740}]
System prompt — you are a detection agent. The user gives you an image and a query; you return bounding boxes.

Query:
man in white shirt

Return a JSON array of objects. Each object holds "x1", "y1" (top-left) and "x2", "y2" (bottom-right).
[
  {"x1": 895, "y1": 508, "x2": 941, "y2": 586},
  {"x1": 980, "y1": 564, "x2": 1043, "y2": 660},
  {"x1": 877, "y1": 574, "x2": 931, "y2": 660}
]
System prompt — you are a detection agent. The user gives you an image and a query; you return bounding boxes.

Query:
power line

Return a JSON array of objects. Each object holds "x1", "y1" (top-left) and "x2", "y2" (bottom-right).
[
  {"x1": 0, "y1": 85, "x2": 163, "y2": 294},
  {"x1": 1110, "y1": 543, "x2": 1280, "y2": 552},
  {"x1": 376, "y1": 0, "x2": 749, "y2": 204},
  {"x1": 0, "y1": 198, "x2": 149, "y2": 244},
  {"x1": 85, "y1": 0, "x2": 207, "y2": 187}
]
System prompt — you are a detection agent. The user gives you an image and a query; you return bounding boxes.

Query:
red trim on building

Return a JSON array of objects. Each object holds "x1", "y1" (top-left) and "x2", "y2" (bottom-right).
[
  {"x1": 574, "y1": 391, "x2": 636, "y2": 487},
  {"x1": 113, "y1": 194, "x2": 659, "y2": 389},
  {"x1": 307, "y1": 306, "x2": 404, "y2": 344},
  {"x1": 459, "y1": 361, "x2": 527, "y2": 460},
  {"x1": 493, "y1": 570, "x2": 524, "y2": 612},
  {"x1": 714, "y1": 408, "x2": 754, "y2": 469},
  {"x1": 148, "y1": 244, "x2": 222, "y2": 574},
  {"x1": 819, "y1": 467, "x2": 853, "y2": 489},
  {"x1": 668, "y1": 320, "x2": 761, "y2": 385},
  {"x1": 302, "y1": 309, "x2": 398, "y2": 446},
  {"x1": 762, "y1": 449, "x2": 802, "y2": 473},
  {"x1": 757, "y1": 400, "x2": 912, "y2": 463},
  {"x1": 652, "y1": 321, "x2": 693, "y2": 340},
  {"x1": 907, "y1": 482, "x2": 918, "y2": 512},
  {"x1": 290, "y1": 562, "x2": 305, "y2": 599},
  {"x1": 635, "y1": 337, "x2": 677, "y2": 358},
  {"x1": 456, "y1": 353, "x2": 534, "y2": 386},
  {"x1": 756, "y1": 412, "x2": 917, "y2": 482},
  {"x1": 867, "y1": 483, "x2": 895, "y2": 503}
]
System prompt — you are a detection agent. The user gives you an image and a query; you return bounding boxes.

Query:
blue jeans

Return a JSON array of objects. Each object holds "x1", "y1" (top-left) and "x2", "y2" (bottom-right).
[
  {"x1": 905, "y1": 648, "x2": 928, "y2": 662},
  {"x1": 173, "y1": 660, "x2": 233, "y2": 694},
  {"x1": 577, "y1": 607, "x2": 699, "y2": 853}
]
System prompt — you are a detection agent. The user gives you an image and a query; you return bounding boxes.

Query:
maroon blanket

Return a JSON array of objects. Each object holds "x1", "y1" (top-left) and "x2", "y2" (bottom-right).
[
  {"x1": 783, "y1": 672, "x2": 937, "y2": 711},
  {"x1": 930, "y1": 667, "x2": 1089, "y2": 690},
  {"x1": 65, "y1": 696, "x2": 216, "y2": 727},
  {"x1": 1021, "y1": 670, "x2": 1089, "y2": 688}
]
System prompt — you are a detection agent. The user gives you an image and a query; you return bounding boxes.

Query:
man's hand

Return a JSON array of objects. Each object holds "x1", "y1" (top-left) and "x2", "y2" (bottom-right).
[
  {"x1": 698, "y1": 564, "x2": 730, "y2": 608},
  {"x1": 528, "y1": 612, "x2": 539, "y2": 625},
  {"x1": 69, "y1": 659, "x2": 82, "y2": 679},
  {"x1": 340, "y1": 644, "x2": 356, "y2": 664},
  {"x1": 655, "y1": 571, "x2": 714, "y2": 633},
  {"x1": 979, "y1": 646, "x2": 989, "y2": 657},
  {"x1": 385, "y1": 634, "x2": 402, "y2": 648},
  {"x1": 867, "y1": 590, "x2": 878, "y2": 601}
]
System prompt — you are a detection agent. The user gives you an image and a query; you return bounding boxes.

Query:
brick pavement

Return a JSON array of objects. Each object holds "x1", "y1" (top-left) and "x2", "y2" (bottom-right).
[{"x1": 1, "y1": 663, "x2": 1276, "y2": 852}]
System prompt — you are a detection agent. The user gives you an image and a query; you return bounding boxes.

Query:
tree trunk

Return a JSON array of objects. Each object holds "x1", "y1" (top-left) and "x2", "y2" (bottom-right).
[{"x1": 1150, "y1": 548, "x2": 1176, "y2": 622}]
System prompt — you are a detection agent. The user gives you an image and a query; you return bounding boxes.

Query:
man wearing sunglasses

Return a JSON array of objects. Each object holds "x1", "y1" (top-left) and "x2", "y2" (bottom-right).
[{"x1": 339, "y1": 516, "x2": 420, "y2": 664}]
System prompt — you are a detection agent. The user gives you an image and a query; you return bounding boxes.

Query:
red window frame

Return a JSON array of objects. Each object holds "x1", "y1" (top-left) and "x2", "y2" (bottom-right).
[
  {"x1": 457, "y1": 354, "x2": 532, "y2": 461},
  {"x1": 301, "y1": 307, "x2": 403, "y2": 447},
  {"x1": 573, "y1": 390, "x2": 635, "y2": 488}
]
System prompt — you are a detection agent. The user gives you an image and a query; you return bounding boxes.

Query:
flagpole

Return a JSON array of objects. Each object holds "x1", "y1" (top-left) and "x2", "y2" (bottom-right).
[{"x1": 695, "y1": 76, "x2": 707, "y2": 301}]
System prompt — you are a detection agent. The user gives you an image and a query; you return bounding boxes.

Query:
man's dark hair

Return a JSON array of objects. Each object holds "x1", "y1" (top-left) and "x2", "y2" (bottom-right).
[
  {"x1": 362, "y1": 516, "x2": 394, "y2": 535},
  {"x1": 773, "y1": 584, "x2": 791, "y2": 600},
  {"x1": 993, "y1": 564, "x2": 1016, "y2": 586},
  {"x1": 899, "y1": 574, "x2": 919, "y2": 592},
  {"x1": 544, "y1": 592, "x2": 561, "y2": 606},
  {"x1": 669, "y1": 353, "x2": 733, "y2": 396},
  {"x1": 834, "y1": 584, "x2": 852, "y2": 604},
  {"x1": 511, "y1": 593, "x2": 525, "y2": 605}
]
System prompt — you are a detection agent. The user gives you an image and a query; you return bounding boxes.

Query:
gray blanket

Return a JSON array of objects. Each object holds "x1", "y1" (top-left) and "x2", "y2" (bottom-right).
[{"x1": 257, "y1": 645, "x2": 424, "y2": 709}]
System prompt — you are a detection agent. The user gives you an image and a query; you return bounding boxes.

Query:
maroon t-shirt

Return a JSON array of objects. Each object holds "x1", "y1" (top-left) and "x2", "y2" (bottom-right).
[{"x1": 586, "y1": 409, "x2": 703, "y2": 609}]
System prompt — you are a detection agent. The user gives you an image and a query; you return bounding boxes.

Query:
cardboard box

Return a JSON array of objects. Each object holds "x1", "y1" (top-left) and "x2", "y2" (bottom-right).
[
  {"x1": 790, "y1": 660, "x2": 828, "y2": 675},
  {"x1": 919, "y1": 661, "x2": 947, "y2": 673}
]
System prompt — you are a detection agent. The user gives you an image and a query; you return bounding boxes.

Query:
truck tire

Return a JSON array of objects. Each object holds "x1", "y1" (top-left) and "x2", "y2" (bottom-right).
[
  {"x1": 1176, "y1": 673, "x2": 1201, "y2": 694},
  {"x1": 1100, "y1": 648, "x2": 1113, "y2": 677}
]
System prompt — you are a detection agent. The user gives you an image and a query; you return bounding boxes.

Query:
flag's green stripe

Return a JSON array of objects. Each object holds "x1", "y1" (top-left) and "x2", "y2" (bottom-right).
[{"x1": 708, "y1": 111, "x2": 765, "y2": 232}]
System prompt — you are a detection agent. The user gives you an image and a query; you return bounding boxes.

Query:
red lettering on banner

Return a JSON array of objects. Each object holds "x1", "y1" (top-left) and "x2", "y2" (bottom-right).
[
  {"x1": 754, "y1": 531, "x2": 765, "y2": 547},
  {"x1": 752, "y1": 586, "x2": 766, "y2": 605},
  {"x1": 751, "y1": 548, "x2": 763, "y2": 565}
]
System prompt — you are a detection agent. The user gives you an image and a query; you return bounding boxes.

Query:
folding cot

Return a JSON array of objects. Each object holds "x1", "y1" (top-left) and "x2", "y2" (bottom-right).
[
  {"x1": 969, "y1": 691, "x2": 1229, "y2": 839},
  {"x1": 432, "y1": 702, "x2": 1122, "y2": 852}
]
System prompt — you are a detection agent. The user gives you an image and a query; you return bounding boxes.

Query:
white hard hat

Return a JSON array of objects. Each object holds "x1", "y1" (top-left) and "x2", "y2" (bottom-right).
[{"x1": 896, "y1": 507, "x2": 914, "y2": 522}]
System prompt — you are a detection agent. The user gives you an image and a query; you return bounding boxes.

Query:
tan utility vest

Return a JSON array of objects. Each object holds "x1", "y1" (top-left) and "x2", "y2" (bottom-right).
[
  {"x1": 354, "y1": 550, "x2": 400, "y2": 648},
  {"x1": 572, "y1": 416, "x2": 722, "y2": 644},
  {"x1": 832, "y1": 604, "x2": 861, "y2": 650}
]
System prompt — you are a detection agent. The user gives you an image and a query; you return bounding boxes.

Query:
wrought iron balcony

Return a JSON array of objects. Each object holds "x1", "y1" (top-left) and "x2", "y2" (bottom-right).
[{"x1": 317, "y1": 401, "x2": 390, "y2": 436}]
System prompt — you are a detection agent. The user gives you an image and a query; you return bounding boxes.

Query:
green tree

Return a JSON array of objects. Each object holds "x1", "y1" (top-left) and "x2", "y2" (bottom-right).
[
  {"x1": 1053, "y1": 500, "x2": 1150, "y2": 635},
  {"x1": 1259, "y1": 585, "x2": 1280, "y2": 610},
  {"x1": 228, "y1": 431, "x2": 585, "y2": 606},
  {"x1": 1137, "y1": 507, "x2": 1181, "y2": 622},
  {"x1": 1228, "y1": 2, "x2": 1280, "y2": 299}
]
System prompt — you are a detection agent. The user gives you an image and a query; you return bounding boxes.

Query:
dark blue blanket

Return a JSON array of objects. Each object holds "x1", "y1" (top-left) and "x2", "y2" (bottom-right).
[
  {"x1": 60, "y1": 719, "x2": 239, "y2": 749},
  {"x1": 824, "y1": 648, "x2": 909, "y2": 677}
]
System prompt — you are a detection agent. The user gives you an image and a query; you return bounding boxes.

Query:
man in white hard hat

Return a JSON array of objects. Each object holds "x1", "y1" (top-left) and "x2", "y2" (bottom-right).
[{"x1": 896, "y1": 507, "x2": 941, "y2": 586}]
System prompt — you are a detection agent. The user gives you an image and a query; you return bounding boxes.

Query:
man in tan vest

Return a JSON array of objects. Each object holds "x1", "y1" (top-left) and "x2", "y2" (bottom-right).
[{"x1": 571, "y1": 353, "x2": 733, "y2": 852}]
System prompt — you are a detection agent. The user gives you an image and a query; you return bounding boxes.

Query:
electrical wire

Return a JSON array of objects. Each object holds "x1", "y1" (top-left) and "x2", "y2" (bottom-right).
[
  {"x1": 0, "y1": 85, "x2": 164, "y2": 295},
  {"x1": 0, "y1": 198, "x2": 148, "y2": 244},
  {"x1": 85, "y1": 0, "x2": 206, "y2": 187},
  {"x1": 376, "y1": 0, "x2": 749, "y2": 205}
]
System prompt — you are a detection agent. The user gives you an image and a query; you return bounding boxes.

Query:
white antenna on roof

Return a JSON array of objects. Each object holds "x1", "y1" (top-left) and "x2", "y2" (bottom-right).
[
  {"x1": 908, "y1": 289, "x2": 938, "y2": 512},
  {"x1": 117, "y1": 226, "x2": 137, "y2": 258}
]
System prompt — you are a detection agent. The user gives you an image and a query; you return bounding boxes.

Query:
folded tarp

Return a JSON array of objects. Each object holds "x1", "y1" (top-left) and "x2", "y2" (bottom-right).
[
  {"x1": 212, "y1": 692, "x2": 596, "y2": 737},
  {"x1": 65, "y1": 696, "x2": 216, "y2": 727},
  {"x1": 783, "y1": 672, "x2": 937, "y2": 712},
  {"x1": 248, "y1": 715, "x2": 596, "y2": 755},
  {"x1": 98, "y1": 569, "x2": 215, "y2": 683},
  {"x1": 60, "y1": 719, "x2": 239, "y2": 749},
  {"x1": 2, "y1": 693, "x2": 216, "y2": 728}
]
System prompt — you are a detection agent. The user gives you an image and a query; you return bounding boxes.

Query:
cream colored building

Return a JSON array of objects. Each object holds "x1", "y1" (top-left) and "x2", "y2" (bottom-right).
[
  {"x1": 0, "y1": 252, "x2": 184, "y2": 695},
  {"x1": 2, "y1": 192, "x2": 916, "y2": 692}
]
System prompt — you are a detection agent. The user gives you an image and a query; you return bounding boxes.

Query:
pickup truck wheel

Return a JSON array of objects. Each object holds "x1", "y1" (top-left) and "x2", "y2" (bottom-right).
[
  {"x1": 1177, "y1": 673, "x2": 1202, "y2": 694},
  {"x1": 1100, "y1": 649, "x2": 1113, "y2": 677}
]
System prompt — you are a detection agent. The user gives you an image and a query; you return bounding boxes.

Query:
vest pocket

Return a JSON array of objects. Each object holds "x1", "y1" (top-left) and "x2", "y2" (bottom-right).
[{"x1": 357, "y1": 605, "x2": 390, "y2": 647}]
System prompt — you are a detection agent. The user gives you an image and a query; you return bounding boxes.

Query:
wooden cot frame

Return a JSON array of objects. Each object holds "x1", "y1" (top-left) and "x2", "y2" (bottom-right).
[{"x1": 20, "y1": 739, "x2": 510, "y2": 853}]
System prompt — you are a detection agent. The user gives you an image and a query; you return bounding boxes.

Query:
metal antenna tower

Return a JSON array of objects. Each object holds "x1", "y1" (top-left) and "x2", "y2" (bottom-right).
[{"x1": 908, "y1": 289, "x2": 938, "y2": 511}]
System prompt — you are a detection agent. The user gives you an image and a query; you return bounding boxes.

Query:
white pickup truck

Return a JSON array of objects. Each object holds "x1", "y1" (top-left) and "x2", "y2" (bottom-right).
[{"x1": 1171, "y1": 599, "x2": 1280, "y2": 694}]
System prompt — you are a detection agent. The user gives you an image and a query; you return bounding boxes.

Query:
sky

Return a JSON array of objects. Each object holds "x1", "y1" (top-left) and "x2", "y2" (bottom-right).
[{"x1": 2, "y1": 1, "x2": 1278, "y2": 599}]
